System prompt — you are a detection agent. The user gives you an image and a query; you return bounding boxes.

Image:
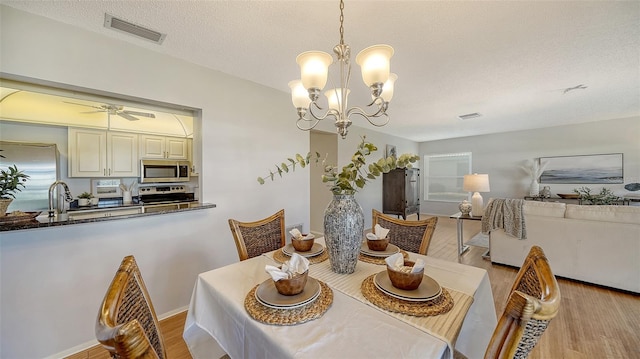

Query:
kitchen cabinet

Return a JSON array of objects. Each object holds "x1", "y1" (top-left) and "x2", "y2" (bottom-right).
[
  {"x1": 139, "y1": 135, "x2": 189, "y2": 160},
  {"x1": 68, "y1": 128, "x2": 139, "y2": 177},
  {"x1": 382, "y1": 168, "x2": 420, "y2": 220}
]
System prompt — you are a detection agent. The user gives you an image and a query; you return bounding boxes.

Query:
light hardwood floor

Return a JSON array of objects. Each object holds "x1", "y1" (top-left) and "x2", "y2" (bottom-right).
[{"x1": 69, "y1": 216, "x2": 639, "y2": 358}]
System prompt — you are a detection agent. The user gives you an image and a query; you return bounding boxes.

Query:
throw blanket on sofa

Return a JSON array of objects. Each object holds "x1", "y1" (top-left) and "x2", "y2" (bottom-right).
[{"x1": 481, "y1": 198, "x2": 527, "y2": 239}]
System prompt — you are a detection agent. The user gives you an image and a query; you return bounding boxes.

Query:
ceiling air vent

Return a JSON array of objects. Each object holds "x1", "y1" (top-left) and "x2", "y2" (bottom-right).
[
  {"x1": 104, "y1": 14, "x2": 166, "y2": 45},
  {"x1": 457, "y1": 113, "x2": 482, "y2": 120}
]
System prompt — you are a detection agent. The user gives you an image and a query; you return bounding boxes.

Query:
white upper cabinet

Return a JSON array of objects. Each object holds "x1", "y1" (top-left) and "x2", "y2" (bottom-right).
[
  {"x1": 69, "y1": 128, "x2": 139, "y2": 177},
  {"x1": 139, "y1": 135, "x2": 188, "y2": 160}
]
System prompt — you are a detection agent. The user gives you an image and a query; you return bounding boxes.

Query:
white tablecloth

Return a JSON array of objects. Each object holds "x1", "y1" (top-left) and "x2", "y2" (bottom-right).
[{"x1": 183, "y1": 239, "x2": 496, "y2": 359}]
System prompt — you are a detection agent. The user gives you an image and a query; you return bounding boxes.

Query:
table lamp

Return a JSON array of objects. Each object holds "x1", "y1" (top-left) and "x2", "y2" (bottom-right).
[{"x1": 463, "y1": 173, "x2": 490, "y2": 217}]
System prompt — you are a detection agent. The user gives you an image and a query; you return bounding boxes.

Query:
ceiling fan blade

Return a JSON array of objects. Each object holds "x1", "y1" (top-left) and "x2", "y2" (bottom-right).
[
  {"x1": 63, "y1": 101, "x2": 103, "y2": 110},
  {"x1": 118, "y1": 112, "x2": 140, "y2": 121},
  {"x1": 79, "y1": 110, "x2": 106, "y2": 114},
  {"x1": 123, "y1": 110, "x2": 155, "y2": 118}
]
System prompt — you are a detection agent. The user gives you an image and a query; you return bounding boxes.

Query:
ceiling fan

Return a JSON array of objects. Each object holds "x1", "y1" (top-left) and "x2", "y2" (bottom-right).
[{"x1": 64, "y1": 101, "x2": 156, "y2": 121}]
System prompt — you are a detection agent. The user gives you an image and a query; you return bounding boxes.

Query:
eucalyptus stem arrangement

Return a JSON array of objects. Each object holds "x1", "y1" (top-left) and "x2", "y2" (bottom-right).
[
  {"x1": 573, "y1": 186, "x2": 620, "y2": 205},
  {"x1": 258, "y1": 137, "x2": 419, "y2": 195}
]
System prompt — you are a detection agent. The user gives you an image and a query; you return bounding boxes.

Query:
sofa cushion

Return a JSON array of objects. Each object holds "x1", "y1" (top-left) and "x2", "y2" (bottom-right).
[
  {"x1": 523, "y1": 200, "x2": 566, "y2": 218},
  {"x1": 565, "y1": 204, "x2": 640, "y2": 224}
]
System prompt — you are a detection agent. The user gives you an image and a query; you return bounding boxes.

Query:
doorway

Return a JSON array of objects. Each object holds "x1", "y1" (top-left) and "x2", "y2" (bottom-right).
[{"x1": 309, "y1": 130, "x2": 338, "y2": 234}]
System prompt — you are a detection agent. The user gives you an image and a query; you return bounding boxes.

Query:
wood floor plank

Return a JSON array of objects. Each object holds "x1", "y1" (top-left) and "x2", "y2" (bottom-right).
[{"x1": 68, "y1": 215, "x2": 640, "y2": 359}]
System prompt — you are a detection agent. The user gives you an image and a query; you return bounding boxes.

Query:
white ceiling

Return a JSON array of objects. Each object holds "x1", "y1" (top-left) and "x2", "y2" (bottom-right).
[{"x1": 2, "y1": 0, "x2": 639, "y2": 142}]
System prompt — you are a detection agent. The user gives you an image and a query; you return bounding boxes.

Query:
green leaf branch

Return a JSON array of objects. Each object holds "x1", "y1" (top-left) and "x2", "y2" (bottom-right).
[
  {"x1": 0, "y1": 165, "x2": 30, "y2": 199},
  {"x1": 573, "y1": 186, "x2": 620, "y2": 205},
  {"x1": 257, "y1": 151, "x2": 324, "y2": 185},
  {"x1": 258, "y1": 136, "x2": 420, "y2": 195}
]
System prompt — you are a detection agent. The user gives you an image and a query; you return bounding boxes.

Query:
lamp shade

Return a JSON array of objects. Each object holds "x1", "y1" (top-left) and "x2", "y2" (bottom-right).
[
  {"x1": 289, "y1": 80, "x2": 311, "y2": 109},
  {"x1": 355, "y1": 44, "x2": 394, "y2": 87},
  {"x1": 379, "y1": 73, "x2": 397, "y2": 102},
  {"x1": 463, "y1": 174, "x2": 490, "y2": 192},
  {"x1": 296, "y1": 51, "x2": 333, "y2": 91},
  {"x1": 325, "y1": 88, "x2": 350, "y2": 111}
]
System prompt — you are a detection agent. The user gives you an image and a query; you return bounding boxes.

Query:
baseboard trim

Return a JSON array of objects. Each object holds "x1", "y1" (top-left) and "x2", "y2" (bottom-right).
[
  {"x1": 44, "y1": 339, "x2": 101, "y2": 359},
  {"x1": 158, "y1": 305, "x2": 189, "y2": 321},
  {"x1": 48, "y1": 307, "x2": 190, "y2": 359}
]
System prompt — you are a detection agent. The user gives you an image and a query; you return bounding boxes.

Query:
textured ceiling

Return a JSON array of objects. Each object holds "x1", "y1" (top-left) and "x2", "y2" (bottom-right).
[{"x1": 2, "y1": 1, "x2": 639, "y2": 141}]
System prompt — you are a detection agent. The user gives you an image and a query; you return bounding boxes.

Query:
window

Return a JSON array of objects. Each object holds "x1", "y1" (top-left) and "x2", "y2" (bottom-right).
[{"x1": 424, "y1": 152, "x2": 471, "y2": 202}]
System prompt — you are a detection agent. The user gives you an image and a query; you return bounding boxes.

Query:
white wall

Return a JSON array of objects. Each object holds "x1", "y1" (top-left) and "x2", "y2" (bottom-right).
[
  {"x1": 0, "y1": 6, "x2": 310, "y2": 358},
  {"x1": 420, "y1": 116, "x2": 640, "y2": 215}
]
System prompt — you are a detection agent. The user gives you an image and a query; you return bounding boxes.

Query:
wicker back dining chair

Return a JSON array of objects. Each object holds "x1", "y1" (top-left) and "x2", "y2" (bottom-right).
[
  {"x1": 371, "y1": 209, "x2": 438, "y2": 255},
  {"x1": 96, "y1": 255, "x2": 167, "y2": 359},
  {"x1": 229, "y1": 209, "x2": 286, "y2": 261},
  {"x1": 455, "y1": 245, "x2": 561, "y2": 359}
]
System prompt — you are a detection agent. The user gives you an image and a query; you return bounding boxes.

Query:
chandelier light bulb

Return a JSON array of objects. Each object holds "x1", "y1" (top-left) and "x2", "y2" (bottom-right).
[{"x1": 296, "y1": 51, "x2": 333, "y2": 91}]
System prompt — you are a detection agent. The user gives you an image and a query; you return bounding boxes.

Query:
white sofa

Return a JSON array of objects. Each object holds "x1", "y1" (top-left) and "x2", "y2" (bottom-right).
[{"x1": 490, "y1": 201, "x2": 640, "y2": 293}]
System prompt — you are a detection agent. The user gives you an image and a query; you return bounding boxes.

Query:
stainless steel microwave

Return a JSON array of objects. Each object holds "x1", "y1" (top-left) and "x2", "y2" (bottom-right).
[{"x1": 140, "y1": 160, "x2": 190, "y2": 183}]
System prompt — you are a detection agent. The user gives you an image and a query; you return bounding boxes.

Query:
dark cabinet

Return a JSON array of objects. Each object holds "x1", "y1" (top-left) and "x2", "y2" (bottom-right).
[{"x1": 382, "y1": 168, "x2": 420, "y2": 220}]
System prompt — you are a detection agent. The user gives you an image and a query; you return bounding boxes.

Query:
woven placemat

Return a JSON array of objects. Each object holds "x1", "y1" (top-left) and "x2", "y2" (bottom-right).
[
  {"x1": 273, "y1": 248, "x2": 329, "y2": 264},
  {"x1": 358, "y1": 250, "x2": 408, "y2": 265},
  {"x1": 245, "y1": 280, "x2": 333, "y2": 326},
  {"x1": 360, "y1": 274, "x2": 454, "y2": 317}
]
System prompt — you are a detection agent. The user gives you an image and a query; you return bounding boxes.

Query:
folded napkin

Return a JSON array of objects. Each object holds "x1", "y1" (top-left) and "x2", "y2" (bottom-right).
[
  {"x1": 366, "y1": 224, "x2": 390, "y2": 240},
  {"x1": 385, "y1": 252, "x2": 425, "y2": 274},
  {"x1": 265, "y1": 253, "x2": 310, "y2": 281},
  {"x1": 289, "y1": 228, "x2": 315, "y2": 240}
]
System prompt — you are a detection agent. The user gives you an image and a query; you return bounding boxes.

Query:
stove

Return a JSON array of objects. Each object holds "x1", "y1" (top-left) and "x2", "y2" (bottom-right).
[{"x1": 138, "y1": 184, "x2": 195, "y2": 204}]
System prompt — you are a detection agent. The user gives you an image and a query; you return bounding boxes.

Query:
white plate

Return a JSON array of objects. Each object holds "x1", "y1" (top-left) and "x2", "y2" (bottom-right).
[
  {"x1": 255, "y1": 277, "x2": 321, "y2": 309},
  {"x1": 373, "y1": 271, "x2": 442, "y2": 302},
  {"x1": 282, "y1": 243, "x2": 324, "y2": 257},
  {"x1": 255, "y1": 289, "x2": 321, "y2": 310},
  {"x1": 360, "y1": 242, "x2": 400, "y2": 257}
]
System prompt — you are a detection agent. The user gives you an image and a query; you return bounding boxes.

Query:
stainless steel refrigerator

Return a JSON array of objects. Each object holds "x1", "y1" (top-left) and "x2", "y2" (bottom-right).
[{"x1": 0, "y1": 141, "x2": 59, "y2": 212}]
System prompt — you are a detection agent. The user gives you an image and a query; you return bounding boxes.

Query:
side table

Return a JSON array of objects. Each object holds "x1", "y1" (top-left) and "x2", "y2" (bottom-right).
[{"x1": 449, "y1": 212, "x2": 484, "y2": 261}]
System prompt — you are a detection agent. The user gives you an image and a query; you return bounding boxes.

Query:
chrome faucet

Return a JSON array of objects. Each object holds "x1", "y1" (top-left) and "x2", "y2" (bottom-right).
[{"x1": 48, "y1": 181, "x2": 73, "y2": 217}]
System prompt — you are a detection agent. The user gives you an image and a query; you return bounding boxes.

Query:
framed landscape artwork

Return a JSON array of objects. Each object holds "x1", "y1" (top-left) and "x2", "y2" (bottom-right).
[{"x1": 539, "y1": 153, "x2": 623, "y2": 184}]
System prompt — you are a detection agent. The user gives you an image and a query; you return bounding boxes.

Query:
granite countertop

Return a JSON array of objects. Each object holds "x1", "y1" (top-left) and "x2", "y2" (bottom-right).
[{"x1": 0, "y1": 202, "x2": 216, "y2": 232}]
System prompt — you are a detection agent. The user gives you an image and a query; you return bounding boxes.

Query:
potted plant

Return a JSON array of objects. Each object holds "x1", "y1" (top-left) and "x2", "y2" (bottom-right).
[
  {"x1": 258, "y1": 136, "x2": 419, "y2": 274},
  {"x1": 0, "y1": 163, "x2": 30, "y2": 217},
  {"x1": 77, "y1": 191, "x2": 95, "y2": 207}
]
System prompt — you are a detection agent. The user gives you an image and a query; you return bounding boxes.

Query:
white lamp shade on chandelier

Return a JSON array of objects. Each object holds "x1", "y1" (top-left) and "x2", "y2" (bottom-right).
[
  {"x1": 354, "y1": 45, "x2": 394, "y2": 87},
  {"x1": 325, "y1": 88, "x2": 350, "y2": 111},
  {"x1": 463, "y1": 173, "x2": 490, "y2": 217},
  {"x1": 289, "y1": 80, "x2": 311, "y2": 109},
  {"x1": 379, "y1": 73, "x2": 397, "y2": 102},
  {"x1": 296, "y1": 51, "x2": 333, "y2": 91}
]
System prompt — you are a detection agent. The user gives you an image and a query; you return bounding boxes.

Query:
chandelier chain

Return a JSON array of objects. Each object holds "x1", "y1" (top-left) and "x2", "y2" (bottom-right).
[{"x1": 339, "y1": 0, "x2": 345, "y2": 45}]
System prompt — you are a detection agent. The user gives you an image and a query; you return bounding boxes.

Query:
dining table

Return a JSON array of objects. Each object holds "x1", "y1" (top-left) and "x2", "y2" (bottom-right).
[{"x1": 182, "y1": 237, "x2": 497, "y2": 359}]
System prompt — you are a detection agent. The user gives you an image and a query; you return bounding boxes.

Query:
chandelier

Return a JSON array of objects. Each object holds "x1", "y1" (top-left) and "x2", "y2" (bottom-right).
[{"x1": 289, "y1": 0, "x2": 396, "y2": 139}]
